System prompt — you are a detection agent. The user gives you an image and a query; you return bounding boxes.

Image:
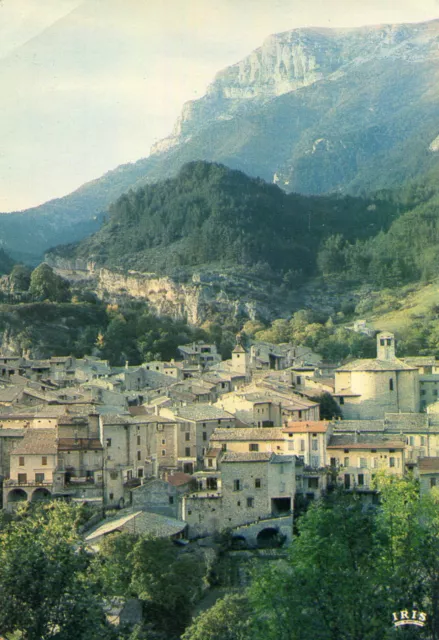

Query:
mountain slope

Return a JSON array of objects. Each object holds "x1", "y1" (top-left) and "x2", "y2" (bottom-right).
[
  {"x1": 48, "y1": 161, "x2": 398, "y2": 277},
  {"x1": 2, "y1": 19, "x2": 439, "y2": 261}
]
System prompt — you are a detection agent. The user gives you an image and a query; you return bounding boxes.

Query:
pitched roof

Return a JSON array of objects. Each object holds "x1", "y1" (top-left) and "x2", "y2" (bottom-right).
[
  {"x1": 283, "y1": 421, "x2": 331, "y2": 434},
  {"x1": 419, "y1": 457, "x2": 439, "y2": 473},
  {"x1": 85, "y1": 510, "x2": 187, "y2": 542},
  {"x1": 327, "y1": 434, "x2": 405, "y2": 449},
  {"x1": 170, "y1": 404, "x2": 234, "y2": 421},
  {"x1": 11, "y1": 429, "x2": 57, "y2": 455},
  {"x1": 166, "y1": 472, "x2": 193, "y2": 486},
  {"x1": 210, "y1": 427, "x2": 284, "y2": 441},
  {"x1": 336, "y1": 358, "x2": 417, "y2": 372},
  {"x1": 221, "y1": 451, "x2": 273, "y2": 463}
]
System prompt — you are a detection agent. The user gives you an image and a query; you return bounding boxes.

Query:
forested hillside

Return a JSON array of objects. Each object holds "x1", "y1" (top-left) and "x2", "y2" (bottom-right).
[
  {"x1": 50, "y1": 161, "x2": 398, "y2": 279},
  {"x1": 317, "y1": 165, "x2": 439, "y2": 287}
]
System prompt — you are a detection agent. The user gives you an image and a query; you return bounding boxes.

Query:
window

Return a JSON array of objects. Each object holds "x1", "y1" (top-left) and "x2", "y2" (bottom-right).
[
  {"x1": 288, "y1": 441, "x2": 294, "y2": 451},
  {"x1": 330, "y1": 457, "x2": 338, "y2": 467},
  {"x1": 389, "y1": 378, "x2": 394, "y2": 391},
  {"x1": 161, "y1": 450, "x2": 166, "y2": 456},
  {"x1": 358, "y1": 474, "x2": 364, "y2": 486},
  {"x1": 339, "y1": 397, "x2": 345, "y2": 405},
  {"x1": 311, "y1": 439, "x2": 318, "y2": 451},
  {"x1": 35, "y1": 473, "x2": 45, "y2": 483},
  {"x1": 127, "y1": 470, "x2": 132, "y2": 480},
  {"x1": 409, "y1": 436, "x2": 414, "y2": 446},
  {"x1": 137, "y1": 435, "x2": 141, "y2": 445},
  {"x1": 421, "y1": 390, "x2": 426, "y2": 396},
  {"x1": 300, "y1": 439, "x2": 305, "y2": 452},
  {"x1": 18, "y1": 473, "x2": 27, "y2": 484},
  {"x1": 233, "y1": 479, "x2": 241, "y2": 491},
  {"x1": 221, "y1": 443, "x2": 227, "y2": 451},
  {"x1": 185, "y1": 432, "x2": 190, "y2": 442},
  {"x1": 380, "y1": 338, "x2": 385, "y2": 346},
  {"x1": 389, "y1": 457, "x2": 395, "y2": 468},
  {"x1": 137, "y1": 451, "x2": 141, "y2": 461},
  {"x1": 42, "y1": 456, "x2": 47, "y2": 466},
  {"x1": 161, "y1": 439, "x2": 166, "y2": 445},
  {"x1": 344, "y1": 457, "x2": 349, "y2": 467},
  {"x1": 208, "y1": 458, "x2": 213, "y2": 467},
  {"x1": 421, "y1": 437, "x2": 426, "y2": 446},
  {"x1": 109, "y1": 493, "x2": 114, "y2": 500},
  {"x1": 431, "y1": 478, "x2": 437, "y2": 488},
  {"x1": 359, "y1": 458, "x2": 367, "y2": 469},
  {"x1": 247, "y1": 497, "x2": 254, "y2": 508},
  {"x1": 308, "y1": 477, "x2": 319, "y2": 489},
  {"x1": 169, "y1": 496, "x2": 174, "y2": 504},
  {"x1": 138, "y1": 468, "x2": 143, "y2": 478},
  {"x1": 249, "y1": 443, "x2": 259, "y2": 452},
  {"x1": 19, "y1": 456, "x2": 24, "y2": 466},
  {"x1": 202, "y1": 432, "x2": 207, "y2": 441},
  {"x1": 106, "y1": 438, "x2": 112, "y2": 447},
  {"x1": 185, "y1": 447, "x2": 191, "y2": 457},
  {"x1": 255, "y1": 478, "x2": 261, "y2": 488}
]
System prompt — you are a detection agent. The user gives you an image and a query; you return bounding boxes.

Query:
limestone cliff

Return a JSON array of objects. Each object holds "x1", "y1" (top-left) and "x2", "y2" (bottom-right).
[
  {"x1": 49, "y1": 262, "x2": 280, "y2": 326},
  {"x1": 151, "y1": 21, "x2": 439, "y2": 155}
]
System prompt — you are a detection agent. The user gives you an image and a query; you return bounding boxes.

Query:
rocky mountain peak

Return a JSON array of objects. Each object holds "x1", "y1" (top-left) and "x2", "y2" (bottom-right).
[{"x1": 151, "y1": 19, "x2": 439, "y2": 155}]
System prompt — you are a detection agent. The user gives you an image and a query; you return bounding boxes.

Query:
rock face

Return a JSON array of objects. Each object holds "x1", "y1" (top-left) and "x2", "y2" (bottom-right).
[
  {"x1": 3, "y1": 19, "x2": 439, "y2": 261},
  {"x1": 151, "y1": 21, "x2": 439, "y2": 155},
  {"x1": 49, "y1": 262, "x2": 280, "y2": 325}
]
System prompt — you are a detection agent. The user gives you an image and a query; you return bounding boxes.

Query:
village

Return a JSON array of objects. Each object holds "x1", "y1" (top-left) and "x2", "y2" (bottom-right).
[{"x1": 0, "y1": 327, "x2": 437, "y2": 549}]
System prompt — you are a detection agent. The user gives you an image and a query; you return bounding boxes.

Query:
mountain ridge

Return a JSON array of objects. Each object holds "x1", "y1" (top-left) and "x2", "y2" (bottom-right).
[{"x1": 2, "y1": 18, "x2": 439, "y2": 261}]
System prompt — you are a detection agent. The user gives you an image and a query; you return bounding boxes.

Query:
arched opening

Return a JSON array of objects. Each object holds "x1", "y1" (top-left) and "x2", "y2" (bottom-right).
[
  {"x1": 31, "y1": 488, "x2": 51, "y2": 502},
  {"x1": 7, "y1": 488, "x2": 28, "y2": 503},
  {"x1": 256, "y1": 527, "x2": 285, "y2": 549},
  {"x1": 230, "y1": 535, "x2": 248, "y2": 550}
]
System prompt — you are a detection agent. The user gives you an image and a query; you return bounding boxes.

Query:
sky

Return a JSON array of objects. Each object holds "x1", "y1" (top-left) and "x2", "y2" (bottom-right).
[{"x1": 0, "y1": 0, "x2": 438, "y2": 212}]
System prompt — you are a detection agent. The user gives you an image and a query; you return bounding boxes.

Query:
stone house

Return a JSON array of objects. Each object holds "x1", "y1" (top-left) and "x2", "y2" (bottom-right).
[
  {"x1": 417, "y1": 457, "x2": 439, "y2": 495},
  {"x1": 326, "y1": 433, "x2": 405, "y2": 491},
  {"x1": 334, "y1": 332, "x2": 419, "y2": 419},
  {"x1": 4, "y1": 429, "x2": 63, "y2": 508},
  {"x1": 182, "y1": 451, "x2": 297, "y2": 539},
  {"x1": 178, "y1": 342, "x2": 221, "y2": 368},
  {"x1": 159, "y1": 404, "x2": 235, "y2": 472},
  {"x1": 210, "y1": 427, "x2": 287, "y2": 455}
]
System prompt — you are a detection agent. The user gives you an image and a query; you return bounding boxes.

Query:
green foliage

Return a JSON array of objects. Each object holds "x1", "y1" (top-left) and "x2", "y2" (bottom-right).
[
  {"x1": 315, "y1": 392, "x2": 342, "y2": 420},
  {"x1": 55, "y1": 162, "x2": 397, "y2": 279},
  {"x1": 95, "y1": 534, "x2": 206, "y2": 638},
  {"x1": 182, "y1": 593, "x2": 253, "y2": 640},
  {"x1": 9, "y1": 264, "x2": 32, "y2": 292},
  {"x1": 0, "y1": 248, "x2": 15, "y2": 275},
  {"x1": 256, "y1": 309, "x2": 376, "y2": 361},
  {"x1": 29, "y1": 263, "x2": 70, "y2": 302},
  {"x1": 0, "y1": 502, "x2": 107, "y2": 640}
]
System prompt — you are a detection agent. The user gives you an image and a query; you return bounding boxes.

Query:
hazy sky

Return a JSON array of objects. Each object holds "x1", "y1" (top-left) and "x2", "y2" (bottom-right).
[{"x1": 0, "y1": 0, "x2": 438, "y2": 212}]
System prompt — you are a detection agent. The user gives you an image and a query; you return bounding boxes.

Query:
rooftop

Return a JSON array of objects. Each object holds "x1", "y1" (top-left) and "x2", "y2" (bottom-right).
[
  {"x1": 283, "y1": 421, "x2": 331, "y2": 434},
  {"x1": 11, "y1": 428, "x2": 57, "y2": 455},
  {"x1": 210, "y1": 427, "x2": 284, "y2": 442},
  {"x1": 419, "y1": 457, "x2": 439, "y2": 473},
  {"x1": 221, "y1": 451, "x2": 273, "y2": 463},
  {"x1": 337, "y1": 358, "x2": 417, "y2": 372},
  {"x1": 170, "y1": 404, "x2": 234, "y2": 422},
  {"x1": 85, "y1": 510, "x2": 187, "y2": 543},
  {"x1": 327, "y1": 434, "x2": 405, "y2": 449}
]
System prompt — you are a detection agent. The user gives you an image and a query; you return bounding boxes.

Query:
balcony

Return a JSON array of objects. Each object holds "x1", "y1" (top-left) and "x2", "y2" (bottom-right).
[{"x1": 5, "y1": 479, "x2": 52, "y2": 487}]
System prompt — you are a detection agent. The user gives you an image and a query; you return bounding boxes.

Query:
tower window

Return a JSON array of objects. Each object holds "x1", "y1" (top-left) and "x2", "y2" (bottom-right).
[{"x1": 389, "y1": 378, "x2": 394, "y2": 391}]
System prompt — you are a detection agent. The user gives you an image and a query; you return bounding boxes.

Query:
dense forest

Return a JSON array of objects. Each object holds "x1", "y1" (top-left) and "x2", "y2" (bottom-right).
[
  {"x1": 317, "y1": 165, "x2": 439, "y2": 287},
  {"x1": 50, "y1": 161, "x2": 398, "y2": 279}
]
